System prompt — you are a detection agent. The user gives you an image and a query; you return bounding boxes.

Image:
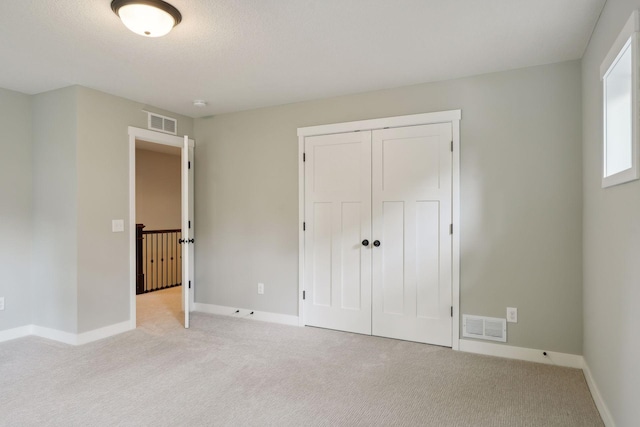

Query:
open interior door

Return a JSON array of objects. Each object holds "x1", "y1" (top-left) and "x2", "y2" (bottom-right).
[{"x1": 182, "y1": 135, "x2": 195, "y2": 328}]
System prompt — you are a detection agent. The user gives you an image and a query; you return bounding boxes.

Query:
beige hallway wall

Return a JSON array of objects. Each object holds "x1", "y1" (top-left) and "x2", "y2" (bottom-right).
[{"x1": 135, "y1": 148, "x2": 181, "y2": 230}]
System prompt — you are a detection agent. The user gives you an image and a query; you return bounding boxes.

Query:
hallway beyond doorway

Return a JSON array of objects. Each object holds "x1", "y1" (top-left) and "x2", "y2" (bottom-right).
[{"x1": 136, "y1": 286, "x2": 182, "y2": 333}]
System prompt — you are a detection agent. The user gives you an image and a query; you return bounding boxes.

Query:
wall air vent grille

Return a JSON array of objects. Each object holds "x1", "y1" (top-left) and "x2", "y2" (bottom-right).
[
  {"x1": 147, "y1": 112, "x2": 177, "y2": 135},
  {"x1": 463, "y1": 315, "x2": 507, "y2": 342},
  {"x1": 163, "y1": 118, "x2": 176, "y2": 134}
]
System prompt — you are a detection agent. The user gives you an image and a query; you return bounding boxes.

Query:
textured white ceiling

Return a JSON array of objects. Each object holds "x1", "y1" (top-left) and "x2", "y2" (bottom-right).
[{"x1": 0, "y1": 0, "x2": 605, "y2": 118}]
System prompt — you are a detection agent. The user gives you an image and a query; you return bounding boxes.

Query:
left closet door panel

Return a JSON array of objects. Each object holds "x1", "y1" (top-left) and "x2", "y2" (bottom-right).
[{"x1": 304, "y1": 131, "x2": 372, "y2": 335}]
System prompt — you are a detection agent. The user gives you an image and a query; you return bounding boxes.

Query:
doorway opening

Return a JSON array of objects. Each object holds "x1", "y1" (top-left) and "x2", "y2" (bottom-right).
[
  {"x1": 128, "y1": 127, "x2": 195, "y2": 331},
  {"x1": 135, "y1": 139, "x2": 183, "y2": 327}
]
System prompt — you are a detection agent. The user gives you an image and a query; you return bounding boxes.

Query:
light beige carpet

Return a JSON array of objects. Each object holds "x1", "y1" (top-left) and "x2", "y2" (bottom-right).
[{"x1": 0, "y1": 288, "x2": 603, "y2": 426}]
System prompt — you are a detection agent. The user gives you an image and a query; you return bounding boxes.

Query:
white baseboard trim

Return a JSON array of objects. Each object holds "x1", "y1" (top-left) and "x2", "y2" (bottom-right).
[
  {"x1": 458, "y1": 339, "x2": 584, "y2": 369},
  {"x1": 31, "y1": 325, "x2": 78, "y2": 345},
  {"x1": 583, "y1": 360, "x2": 615, "y2": 427},
  {"x1": 0, "y1": 321, "x2": 133, "y2": 346},
  {"x1": 76, "y1": 321, "x2": 133, "y2": 345},
  {"x1": 193, "y1": 303, "x2": 299, "y2": 327},
  {"x1": 0, "y1": 325, "x2": 32, "y2": 343}
]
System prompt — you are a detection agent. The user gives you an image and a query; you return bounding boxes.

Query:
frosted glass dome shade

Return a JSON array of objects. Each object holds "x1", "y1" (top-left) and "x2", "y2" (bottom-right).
[{"x1": 112, "y1": 1, "x2": 181, "y2": 37}]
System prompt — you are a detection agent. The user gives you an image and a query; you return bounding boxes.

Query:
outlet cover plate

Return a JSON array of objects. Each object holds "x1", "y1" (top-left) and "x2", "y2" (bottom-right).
[
  {"x1": 507, "y1": 307, "x2": 518, "y2": 323},
  {"x1": 258, "y1": 283, "x2": 264, "y2": 295}
]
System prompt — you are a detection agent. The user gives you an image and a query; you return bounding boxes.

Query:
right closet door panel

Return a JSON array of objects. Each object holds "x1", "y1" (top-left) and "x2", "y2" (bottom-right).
[{"x1": 372, "y1": 123, "x2": 452, "y2": 346}]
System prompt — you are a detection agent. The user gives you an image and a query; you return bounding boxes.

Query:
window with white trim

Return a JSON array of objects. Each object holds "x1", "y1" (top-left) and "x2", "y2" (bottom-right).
[{"x1": 601, "y1": 11, "x2": 640, "y2": 188}]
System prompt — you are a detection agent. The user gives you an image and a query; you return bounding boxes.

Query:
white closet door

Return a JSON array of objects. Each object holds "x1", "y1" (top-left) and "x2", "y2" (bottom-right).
[
  {"x1": 304, "y1": 131, "x2": 372, "y2": 335},
  {"x1": 372, "y1": 123, "x2": 452, "y2": 346}
]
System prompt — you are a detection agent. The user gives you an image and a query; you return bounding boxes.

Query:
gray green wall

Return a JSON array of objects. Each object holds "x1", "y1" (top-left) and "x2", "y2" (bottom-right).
[
  {"x1": 32, "y1": 87, "x2": 79, "y2": 332},
  {"x1": 75, "y1": 87, "x2": 193, "y2": 333},
  {"x1": 194, "y1": 60, "x2": 583, "y2": 354},
  {"x1": 581, "y1": 0, "x2": 640, "y2": 424},
  {"x1": 0, "y1": 85, "x2": 193, "y2": 335},
  {"x1": 0, "y1": 88, "x2": 33, "y2": 331}
]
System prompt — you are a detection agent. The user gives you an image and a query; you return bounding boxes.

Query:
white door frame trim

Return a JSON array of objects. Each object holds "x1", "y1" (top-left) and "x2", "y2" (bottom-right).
[
  {"x1": 297, "y1": 110, "x2": 462, "y2": 350},
  {"x1": 127, "y1": 126, "x2": 194, "y2": 330}
]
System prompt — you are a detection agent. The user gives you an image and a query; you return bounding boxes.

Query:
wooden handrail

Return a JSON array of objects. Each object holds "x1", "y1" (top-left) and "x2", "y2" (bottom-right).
[{"x1": 142, "y1": 228, "x2": 181, "y2": 234}]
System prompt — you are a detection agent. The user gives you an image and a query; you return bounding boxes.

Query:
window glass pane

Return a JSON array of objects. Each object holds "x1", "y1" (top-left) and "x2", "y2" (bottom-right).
[{"x1": 605, "y1": 43, "x2": 633, "y2": 177}]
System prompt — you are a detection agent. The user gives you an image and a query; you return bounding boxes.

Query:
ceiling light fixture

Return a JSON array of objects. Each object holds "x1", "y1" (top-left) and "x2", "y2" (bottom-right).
[
  {"x1": 111, "y1": 0, "x2": 182, "y2": 38},
  {"x1": 193, "y1": 100, "x2": 207, "y2": 107}
]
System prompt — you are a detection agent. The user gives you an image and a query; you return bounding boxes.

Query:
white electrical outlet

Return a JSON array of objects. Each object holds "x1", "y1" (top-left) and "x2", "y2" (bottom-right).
[
  {"x1": 257, "y1": 283, "x2": 264, "y2": 295},
  {"x1": 507, "y1": 307, "x2": 517, "y2": 323},
  {"x1": 0, "y1": 297, "x2": 4, "y2": 311}
]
